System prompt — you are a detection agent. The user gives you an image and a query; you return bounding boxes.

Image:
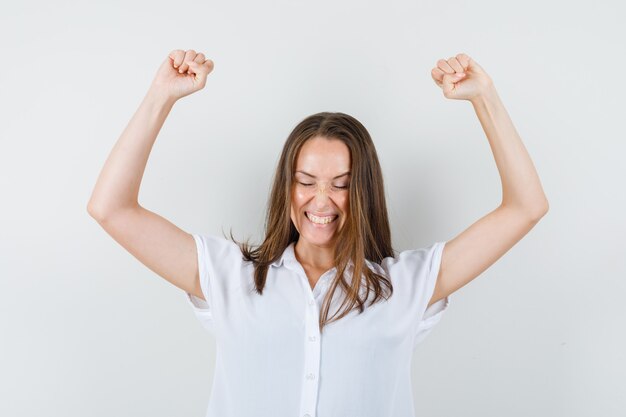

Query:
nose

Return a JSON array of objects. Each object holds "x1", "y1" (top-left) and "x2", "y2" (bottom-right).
[{"x1": 313, "y1": 184, "x2": 332, "y2": 205}]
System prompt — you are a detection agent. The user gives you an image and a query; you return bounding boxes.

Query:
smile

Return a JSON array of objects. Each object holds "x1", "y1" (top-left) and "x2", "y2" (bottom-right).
[{"x1": 305, "y1": 212, "x2": 338, "y2": 225}]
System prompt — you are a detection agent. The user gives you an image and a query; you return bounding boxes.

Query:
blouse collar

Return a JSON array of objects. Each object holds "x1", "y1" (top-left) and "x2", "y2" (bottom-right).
[{"x1": 270, "y1": 241, "x2": 376, "y2": 271}]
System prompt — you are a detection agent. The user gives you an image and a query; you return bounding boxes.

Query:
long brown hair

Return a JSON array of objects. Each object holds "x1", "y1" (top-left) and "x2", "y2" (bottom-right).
[{"x1": 227, "y1": 111, "x2": 395, "y2": 332}]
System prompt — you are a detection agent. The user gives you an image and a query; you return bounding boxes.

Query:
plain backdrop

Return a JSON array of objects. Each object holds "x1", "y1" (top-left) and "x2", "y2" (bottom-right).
[{"x1": 1, "y1": 0, "x2": 624, "y2": 416}]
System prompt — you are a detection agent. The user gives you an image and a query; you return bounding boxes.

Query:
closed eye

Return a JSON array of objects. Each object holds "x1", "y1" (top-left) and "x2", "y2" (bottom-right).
[{"x1": 298, "y1": 182, "x2": 349, "y2": 188}]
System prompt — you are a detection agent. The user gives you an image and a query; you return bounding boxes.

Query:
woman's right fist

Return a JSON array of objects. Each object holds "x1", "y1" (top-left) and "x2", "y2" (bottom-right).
[{"x1": 149, "y1": 49, "x2": 214, "y2": 102}]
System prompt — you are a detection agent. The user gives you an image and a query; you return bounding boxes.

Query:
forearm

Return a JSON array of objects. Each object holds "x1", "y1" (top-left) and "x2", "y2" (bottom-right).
[
  {"x1": 87, "y1": 88, "x2": 176, "y2": 218},
  {"x1": 471, "y1": 85, "x2": 549, "y2": 215}
]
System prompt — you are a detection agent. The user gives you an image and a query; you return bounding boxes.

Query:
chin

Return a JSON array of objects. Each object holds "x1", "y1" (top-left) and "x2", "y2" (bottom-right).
[
  {"x1": 298, "y1": 217, "x2": 341, "y2": 246},
  {"x1": 300, "y1": 232, "x2": 336, "y2": 247},
  {"x1": 291, "y1": 210, "x2": 344, "y2": 245}
]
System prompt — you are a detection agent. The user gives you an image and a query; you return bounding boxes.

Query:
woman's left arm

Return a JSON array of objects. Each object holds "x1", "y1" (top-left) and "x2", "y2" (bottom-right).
[
  {"x1": 427, "y1": 53, "x2": 549, "y2": 308},
  {"x1": 471, "y1": 84, "x2": 549, "y2": 214}
]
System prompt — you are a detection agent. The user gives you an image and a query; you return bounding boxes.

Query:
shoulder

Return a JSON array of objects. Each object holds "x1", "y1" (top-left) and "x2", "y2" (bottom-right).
[
  {"x1": 377, "y1": 241, "x2": 445, "y2": 281},
  {"x1": 192, "y1": 233, "x2": 249, "y2": 274},
  {"x1": 193, "y1": 233, "x2": 243, "y2": 258}
]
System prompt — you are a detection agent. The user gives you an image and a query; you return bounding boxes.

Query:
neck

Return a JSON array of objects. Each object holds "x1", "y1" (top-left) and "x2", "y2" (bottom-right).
[{"x1": 294, "y1": 239, "x2": 335, "y2": 270}]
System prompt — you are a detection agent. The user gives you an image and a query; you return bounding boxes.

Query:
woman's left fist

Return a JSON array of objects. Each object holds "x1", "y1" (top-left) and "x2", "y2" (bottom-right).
[{"x1": 431, "y1": 53, "x2": 493, "y2": 102}]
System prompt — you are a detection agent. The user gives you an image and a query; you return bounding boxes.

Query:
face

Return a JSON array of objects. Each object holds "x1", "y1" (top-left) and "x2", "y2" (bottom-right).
[{"x1": 290, "y1": 136, "x2": 351, "y2": 248}]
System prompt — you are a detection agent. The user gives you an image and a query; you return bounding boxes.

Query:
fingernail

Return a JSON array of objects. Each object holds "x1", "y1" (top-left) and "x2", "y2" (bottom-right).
[{"x1": 455, "y1": 73, "x2": 465, "y2": 77}]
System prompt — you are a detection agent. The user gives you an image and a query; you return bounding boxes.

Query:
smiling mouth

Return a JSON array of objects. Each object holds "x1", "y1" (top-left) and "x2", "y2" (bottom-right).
[{"x1": 305, "y1": 212, "x2": 338, "y2": 225}]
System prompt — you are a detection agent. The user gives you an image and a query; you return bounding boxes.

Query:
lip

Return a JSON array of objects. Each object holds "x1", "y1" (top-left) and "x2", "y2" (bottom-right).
[
  {"x1": 305, "y1": 211, "x2": 338, "y2": 227},
  {"x1": 305, "y1": 211, "x2": 338, "y2": 217}
]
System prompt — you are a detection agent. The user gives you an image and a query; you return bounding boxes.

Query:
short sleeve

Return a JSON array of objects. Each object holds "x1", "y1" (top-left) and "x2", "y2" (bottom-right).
[
  {"x1": 379, "y1": 241, "x2": 452, "y2": 347},
  {"x1": 413, "y1": 241, "x2": 451, "y2": 347},
  {"x1": 184, "y1": 232, "x2": 247, "y2": 335},
  {"x1": 183, "y1": 234, "x2": 215, "y2": 333}
]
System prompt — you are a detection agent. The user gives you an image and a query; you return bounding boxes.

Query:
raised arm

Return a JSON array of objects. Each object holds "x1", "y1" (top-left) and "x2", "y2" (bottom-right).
[
  {"x1": 427, "y1": 53, "x2": 549, "y2": 307},
  {"x1": 87, "y1": 49, "x2": 214, "y2": 300}
]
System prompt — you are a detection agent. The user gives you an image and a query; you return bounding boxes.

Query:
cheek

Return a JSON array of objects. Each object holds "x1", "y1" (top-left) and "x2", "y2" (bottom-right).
[
  {"x1": 290, "y1": 190, "x2": 306, "y2": 222},
  {"x1": 338, "y1": 195, "x2": 349, "y2": 212},
  {"x1": 292, "y1": 189, "x2": 311, "y2": 209},
  {"x1": 293, "y1": 189, "x2": 308, "y2": 201}
]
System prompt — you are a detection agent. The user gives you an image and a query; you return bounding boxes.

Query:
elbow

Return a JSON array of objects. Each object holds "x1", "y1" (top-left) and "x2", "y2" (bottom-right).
[
  {"x1": 87, "y1": 201, "x2": 105, "y2": 222},
  {"x1": 502, "y1": 198, "x2": 549, "y2": 221},
  {"x1": 87, "y1": 200, "x2": 139, "y2": 222},
  {"x1": 86, "y1": 199, "x2": 113, "y2": 222},
  {"x1": 528, "y1": 199, "x2": 549, "y2": 221}
]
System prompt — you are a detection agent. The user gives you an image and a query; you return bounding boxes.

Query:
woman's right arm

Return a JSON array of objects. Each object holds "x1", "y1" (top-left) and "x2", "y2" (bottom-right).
[{"x1": 87, "y1": 49, "x2": 214, "y2": 301}]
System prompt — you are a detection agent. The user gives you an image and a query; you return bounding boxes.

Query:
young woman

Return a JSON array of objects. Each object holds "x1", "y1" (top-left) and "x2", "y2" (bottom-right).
[{"x1": 87, "y1": 49, "x2": 548, "y2": 417}]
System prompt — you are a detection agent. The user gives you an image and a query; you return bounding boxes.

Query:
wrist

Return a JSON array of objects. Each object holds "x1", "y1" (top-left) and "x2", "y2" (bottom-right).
[
  {"x1": 145, "y1": 86, "x2": 177, "y2": 108},
  {"x1": 470, "y1": 80, "x2": 498, "y2": 107}
]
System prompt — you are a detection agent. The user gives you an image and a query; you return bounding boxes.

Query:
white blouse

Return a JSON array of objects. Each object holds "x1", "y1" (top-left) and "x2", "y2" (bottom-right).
[{"x1": 184, "y1": 233, "x2": 451, "y2": 417}]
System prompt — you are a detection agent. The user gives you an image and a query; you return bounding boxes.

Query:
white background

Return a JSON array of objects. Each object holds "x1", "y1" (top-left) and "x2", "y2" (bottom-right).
[{"x1": 1, "y1": 0, "x2": 624, "y2": 416}]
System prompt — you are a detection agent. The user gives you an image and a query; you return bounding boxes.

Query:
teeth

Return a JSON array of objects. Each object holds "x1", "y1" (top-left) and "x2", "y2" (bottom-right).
[{"x1": 307, "y1": 212, "x2": 337, "y2": 224}]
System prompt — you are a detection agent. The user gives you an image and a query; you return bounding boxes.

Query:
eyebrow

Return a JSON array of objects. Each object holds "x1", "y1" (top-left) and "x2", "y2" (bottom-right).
[{"x1": 295, "y1": 170, "x2": 351, "y2": 179}]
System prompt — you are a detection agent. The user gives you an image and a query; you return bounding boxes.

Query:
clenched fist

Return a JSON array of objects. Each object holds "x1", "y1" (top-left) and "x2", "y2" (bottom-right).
[
  {"x1": 431, "y1": 53, "x2": 493, "y2": 102},
  {"x1": 149, "y1": 49, "x2": 214, "y2": 102}
]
